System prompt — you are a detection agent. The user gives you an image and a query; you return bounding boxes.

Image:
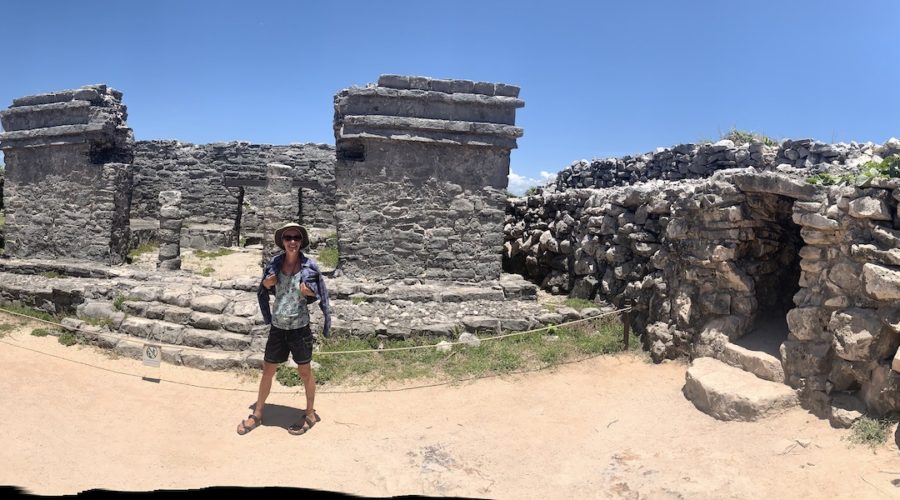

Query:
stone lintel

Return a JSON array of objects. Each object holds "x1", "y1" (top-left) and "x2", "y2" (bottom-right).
[
  {"x1": 338, "y1": 131, "x2": 518, "y2": 150},
  {"x1": 0, "y1": 123, "x2": 108, "y2": 149},
  {"x1": 342, "y1": 114, "x2": 522, "y2": 139},
  {"x1": 338, "y1": 86, "x2": 524, "y2": 109},
  {"x1": 377, "y1": 74, "x2": 520, "y2": 97},
  {"x1": 10, "y1": 86, "x2": 108, "y2": 107}
]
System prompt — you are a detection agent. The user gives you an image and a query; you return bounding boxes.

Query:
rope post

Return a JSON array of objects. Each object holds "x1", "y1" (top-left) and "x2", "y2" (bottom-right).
[{"x1": 622, "y1": 300, "x2": 632, "y2": 350}]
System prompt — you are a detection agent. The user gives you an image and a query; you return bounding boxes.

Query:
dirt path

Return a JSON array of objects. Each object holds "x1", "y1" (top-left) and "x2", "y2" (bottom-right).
[{"x1": 2, "y1": 318, "x2": 900, "y2": 498}]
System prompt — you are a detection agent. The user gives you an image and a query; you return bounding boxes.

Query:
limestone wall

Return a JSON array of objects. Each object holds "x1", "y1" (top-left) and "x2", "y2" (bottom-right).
[
  {"x1": 132, "y1": 141, "x2": 335, "y2": 232},
  {"x1": 0, "y1": 85, "x2": 134, "y2": 264},
  {"x1": 333, "y1": 75, "x2": 523, "y2": 281}
]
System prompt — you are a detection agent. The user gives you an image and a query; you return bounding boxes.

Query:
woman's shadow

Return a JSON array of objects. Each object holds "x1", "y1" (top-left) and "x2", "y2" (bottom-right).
[{"x1": 248, "y1": 402, "x2": 311, "y2": 430}]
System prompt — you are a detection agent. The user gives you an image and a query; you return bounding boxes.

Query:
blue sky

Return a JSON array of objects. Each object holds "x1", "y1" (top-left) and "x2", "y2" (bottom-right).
[{"x1": 2, "y1": 0, "x2": 898, "y2": 194}]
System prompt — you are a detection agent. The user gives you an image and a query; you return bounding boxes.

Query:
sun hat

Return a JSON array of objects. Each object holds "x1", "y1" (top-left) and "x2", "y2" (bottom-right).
[{"x1": 273, "y1": 222, "x2": 309, "y2": 250}]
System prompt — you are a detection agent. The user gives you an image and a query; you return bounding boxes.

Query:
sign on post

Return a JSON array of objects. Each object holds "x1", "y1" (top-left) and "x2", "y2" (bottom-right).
[{"x1": 143, "y1": 343, "x2": 161, "y2": 368}]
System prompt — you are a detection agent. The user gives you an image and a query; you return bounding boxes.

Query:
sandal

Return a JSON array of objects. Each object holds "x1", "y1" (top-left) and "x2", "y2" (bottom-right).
[
  {"x1": 236, "y1": 414, "x2": 262, "y2": 435},
  {"x1": 288, "y1": 411, "x2": 320, "y2": 435}
]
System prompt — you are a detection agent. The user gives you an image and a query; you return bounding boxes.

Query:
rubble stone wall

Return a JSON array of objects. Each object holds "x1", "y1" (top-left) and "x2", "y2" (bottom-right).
[
  {"x1": 506, "y1": 139, "x2": 900, "y2": 416},
  {"x1": 132, "y1": 141, "x2": 335, "y2": 232}
]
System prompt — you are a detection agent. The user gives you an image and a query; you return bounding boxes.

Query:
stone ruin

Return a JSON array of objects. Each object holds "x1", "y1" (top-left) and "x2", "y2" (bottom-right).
[
  {"x1": 505, "y1": 137, "x2": 900, "y2": 423},
  {"x1": 0, "y1": 84, "x2": 134, "y2": 264},
  {"x1": 332, "y1": 75, "x2": 523, "y2": 281},
  {"x1": 2, "y1": 77, "x2": 900, "y2": 427}
]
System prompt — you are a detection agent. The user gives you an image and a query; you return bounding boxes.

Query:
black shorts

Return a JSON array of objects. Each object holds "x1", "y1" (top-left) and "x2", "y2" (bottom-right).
[{"x1": 264, "y1": 324, "x2": 314, "y2": 365}]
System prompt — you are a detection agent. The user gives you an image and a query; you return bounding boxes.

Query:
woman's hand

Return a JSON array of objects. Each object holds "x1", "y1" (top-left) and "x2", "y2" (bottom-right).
[
  {"x1": 299, "y1": 282, "x2": 317, "y2": 298},
  {"x1": 263, "y1": 273, "x2": 277, "y2": 288}
]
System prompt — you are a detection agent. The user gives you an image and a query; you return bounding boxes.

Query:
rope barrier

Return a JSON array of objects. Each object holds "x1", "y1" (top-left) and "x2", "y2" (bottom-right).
[
  {"x1": 0, "y1": 303, "x2": 635, "y2": 394},
  {"x1": 0, "y1": 304, "x2": 632, "y2": 356}
]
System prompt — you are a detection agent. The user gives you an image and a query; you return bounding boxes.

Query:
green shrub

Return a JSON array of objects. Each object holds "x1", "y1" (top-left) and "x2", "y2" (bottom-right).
[
  {"x1": 58, "y1": 332, "x2": 77, "y2": 346},
  {"x1": 846, "y1": 417, "x2": 891, "y2": 450},
  {"x1": 276, "y1": 364, "x2": 302, "y2": 387},
  {"x1": 31, "y1": 328, "x2": 50, "y2": 337}
]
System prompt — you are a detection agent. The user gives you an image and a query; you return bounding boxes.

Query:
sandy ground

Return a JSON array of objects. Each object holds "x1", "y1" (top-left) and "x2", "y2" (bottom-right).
[
  {"x1": 2, "y1": 316, "x2": 900, "y2": 499},
  {"x1": 4, "y1": 249, "x2": 900, "y2": 498}
]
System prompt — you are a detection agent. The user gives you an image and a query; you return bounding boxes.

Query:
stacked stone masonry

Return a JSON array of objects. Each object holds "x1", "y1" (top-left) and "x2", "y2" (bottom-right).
[
  {"x1": 157, "y1": 191, "x2": 183, "y2": 270},
  {"x1": 0, "y1": 85, "x2": 134, "y2": 264},
  {"x1": 332, "y1": 75, "x2": 523, "y2": 281},
  {"x1": 549, "y1": 138, "x2": 898, "y2": 191},
  {"x1": 132, "y1": 140, "x2": 335, "y2": 234},
  {"x1": 506, "y1": 138, "x2": 900, "y2": 418}
]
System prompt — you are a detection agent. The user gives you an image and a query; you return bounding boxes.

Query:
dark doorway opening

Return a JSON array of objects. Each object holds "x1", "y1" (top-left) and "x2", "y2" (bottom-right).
[{"x1": 735, "y1": 192, "x2": 803, "y2": 357}]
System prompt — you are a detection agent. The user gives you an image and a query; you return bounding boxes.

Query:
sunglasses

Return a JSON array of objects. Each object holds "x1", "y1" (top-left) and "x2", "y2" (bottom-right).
[{"x1": 283, "y1": 235, "x2": 304, "y2": 242}]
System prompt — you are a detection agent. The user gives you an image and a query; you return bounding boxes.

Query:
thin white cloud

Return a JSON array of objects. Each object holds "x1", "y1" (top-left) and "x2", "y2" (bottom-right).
[{"x1": 507, "y1": 169, "x2": 545, "y2": 196}]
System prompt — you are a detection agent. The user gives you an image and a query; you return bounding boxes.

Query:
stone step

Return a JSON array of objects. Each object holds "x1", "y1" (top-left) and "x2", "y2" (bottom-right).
[
  {"x1": 62, "y1": 320, "x2": 263, "y2": 371},
  {"x1": 715, "y1": 342, "x2": 785, "y2": 383},
  {"x1": 76, "y1": 300, "x2": 262, "y2": 352},
  {"x1": 683, "y1": 357, "x2": 798, "y2": 422}
]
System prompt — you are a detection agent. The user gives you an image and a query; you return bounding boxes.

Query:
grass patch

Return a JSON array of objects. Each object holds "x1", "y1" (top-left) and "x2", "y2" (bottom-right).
[
  {"x1": 318, "y1": 247, "x2": 339, "y2": 268},
  {"x1": 198, "y1": 266, "x2": 215, "y2": 277},
  {"x1": 846, "y1": 416, "x2": 892, "y2": 450},
  {"x1": 310, "y1": 314, "x2": 631, "y2": 386},
  {"x1": 41, "y1": 271, "x2": 62, "y2": 279},
  {"x1": 128, "y1": 242, "x2": 158, "y2": 260},
  {"x1": 113, "y1": 294, "x2": 127, "y2": 311},
  {"x1": 58, "y1": 332, "x2": 77, "y2": 346},
  {"x1": 722, "y1": 128, "x2": 778, "y2": 147},
  {"x1": 276, "y1": 364, "x2": 303, "y2": 387},
  {"x1": 351, "y1": 296, "x2": 368, "y2": 305},
  {"x1": 194, "y1": 248, "x2": 235, "y2": 259},
  {"x1": 563, "y1": 298, "x2": 595, "y2": 311},
  {"x1": 82, "y1": 317, "x2": 113, "y2": 329},
  {"x1": 0, "y1": 323, "x2": 16, "y2": 337},
  {"x1": 0, "y1": 303, "x2": 59, "y2": 323},
  {"x1": 31, "y1": 328, "x2": 50, "y2": 337}
]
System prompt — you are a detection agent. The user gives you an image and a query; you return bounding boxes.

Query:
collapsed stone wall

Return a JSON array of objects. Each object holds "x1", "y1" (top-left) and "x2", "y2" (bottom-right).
[
  {"x1": 333, "y1": 75, "x2": 523, "y2": 282},
  {"x1": 0, "y1": 85, "x2": 134, "y2": 264},
  {"x1": 132, "y1": 141, "x2": 335, "y2": 232}
]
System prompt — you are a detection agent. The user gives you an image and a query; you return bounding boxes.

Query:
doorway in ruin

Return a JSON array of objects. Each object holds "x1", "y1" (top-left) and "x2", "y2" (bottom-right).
[{"x1": 734, "y1": 192, "x2": 803, "y2": 357}]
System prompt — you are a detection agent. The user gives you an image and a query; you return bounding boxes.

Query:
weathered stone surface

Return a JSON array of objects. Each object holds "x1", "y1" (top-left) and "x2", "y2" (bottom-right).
[
  {"x1": 862, "y1": 263, "x2": 900, "y2": 300},
  {"x1": 829, "y1": 393, "x2": 866, "y2": 428},
  {"x1": 861, "y1": 363, "x2": 900, "y2": 416},
  {"x1": 334, "y1": 75, "x2": 521, "y2": 282},
  {"x1": 683, "y1": 357, "x2": 798, "y2": 421},
  {"x1": 848, "y1": 197, "x2": 892, "y2": 220},
  {"x1": 717, "y1": 342, "x2": 785, "y2": 383},
  {"x1": 191, "y1": 294, "x2": 230, "y2": 314},
  {"x1": 133, "y1": 141, "x2": 335, "y2": 231},
  {"x1": 830, "y1": 308, "x2": 887, "y2": 362},
  {"x1": 1, "y1": 85, "x2": 133, "y2": 265},
  {"x1": 786, "y1": 307, "x2": 829, "y2": 342}
]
